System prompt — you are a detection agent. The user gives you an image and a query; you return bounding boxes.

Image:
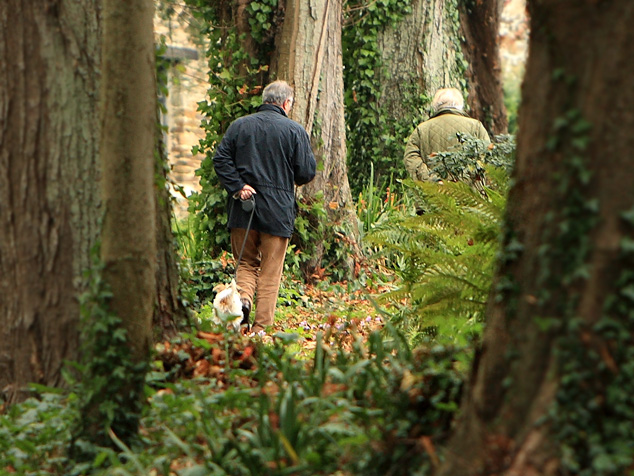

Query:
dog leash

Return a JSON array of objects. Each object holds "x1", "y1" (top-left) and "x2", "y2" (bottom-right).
[{"x1": 234, "y1": 195, "x2": 256, "y2": 280}]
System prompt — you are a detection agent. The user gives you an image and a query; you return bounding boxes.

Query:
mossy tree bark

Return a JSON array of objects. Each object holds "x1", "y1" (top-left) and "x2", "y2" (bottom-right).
[
  {"x1": 438, "y1": 2, "x2": 634, "y2": 474},
  {"x1": 351, "y1": 0, "x2": 507, "y2": 191},
  {"x1": 100, "y1": 0, "x2": 157, "y2": 363},
  {"x1": 376, "y1": 0, "x2": 461, "y2": 121},
  {"x1": 272, "y1": 0, "x2": 360, "y2": 280},
  {"x1": 154, "y1": 128, "x2": 190, "y2": 339},
  {"x1": 0, "y1": 0, "x2": 101, "y2": 404}
]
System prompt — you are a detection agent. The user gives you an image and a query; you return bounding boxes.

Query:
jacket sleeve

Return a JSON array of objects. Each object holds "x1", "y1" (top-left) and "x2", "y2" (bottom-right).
[
  {"x1": 293, "y1": 128, "x2": 317, "y2": 186},
  {"x1": 213, "y1": 124, "x2": 244, "y2": 196},
  {"x1": 475, "y1": 121, "x2": 491, "y2": 145},
  {"x1": 404, "y1": 128, "x2": 435, "y2": 181}
]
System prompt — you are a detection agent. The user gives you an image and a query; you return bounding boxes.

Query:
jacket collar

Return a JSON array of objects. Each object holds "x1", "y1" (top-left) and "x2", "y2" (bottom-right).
[
  {"x1": 431, "y1": 107, "x2": 470, "y2": 119},
  {"x1": 257, "y1": 103, "x2": 288, "y2": 117}
]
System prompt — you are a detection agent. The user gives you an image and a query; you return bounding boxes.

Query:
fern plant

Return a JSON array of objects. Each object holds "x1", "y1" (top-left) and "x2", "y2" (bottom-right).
[{"x1": 367, "y1": 139, "x2": 513, "y2": 348}]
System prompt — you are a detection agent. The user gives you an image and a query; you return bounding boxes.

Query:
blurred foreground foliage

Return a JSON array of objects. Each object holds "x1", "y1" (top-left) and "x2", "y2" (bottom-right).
[{"x1": 1, "y1": 325, "x2": 464, "y2": 475}]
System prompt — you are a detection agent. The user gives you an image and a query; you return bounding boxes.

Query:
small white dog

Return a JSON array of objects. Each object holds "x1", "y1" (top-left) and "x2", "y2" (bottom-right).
[{"x1": 212, "y1": 279, "x2": 243, "y2": 332}]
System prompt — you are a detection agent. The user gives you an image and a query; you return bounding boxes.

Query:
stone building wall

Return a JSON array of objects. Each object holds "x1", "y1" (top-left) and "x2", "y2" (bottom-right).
[{"x1": 155, "y1": 8, "x2": 208, "y2": 218}]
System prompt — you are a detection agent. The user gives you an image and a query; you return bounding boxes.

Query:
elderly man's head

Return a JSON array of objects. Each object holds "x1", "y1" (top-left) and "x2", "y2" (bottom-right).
[
  {"x1": 432, "y1": 88, "x2": 464, "y2": 111},
  {"x1": 263, "y1": 80, "x2": 294, "y2": 106}
]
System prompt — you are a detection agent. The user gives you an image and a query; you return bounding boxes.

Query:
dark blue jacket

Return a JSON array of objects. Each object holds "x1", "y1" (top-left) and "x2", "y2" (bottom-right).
[{"x1": 213, "y1": 104, "x2": 316, "y2": 238}]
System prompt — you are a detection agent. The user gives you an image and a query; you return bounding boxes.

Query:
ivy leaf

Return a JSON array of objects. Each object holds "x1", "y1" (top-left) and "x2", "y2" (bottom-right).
[
  {"x1": 620, "y1": 206, "x2": 634, "y2": 226},
  {"x1": 620, "y1": 285, "x2": 634, "y2": 302},
  {"x1": 217, "y1": 70, "x2": 232, "y2": 80},
  {"x1": 620, "y1": 237, "x2": 634, "y2": 254}
]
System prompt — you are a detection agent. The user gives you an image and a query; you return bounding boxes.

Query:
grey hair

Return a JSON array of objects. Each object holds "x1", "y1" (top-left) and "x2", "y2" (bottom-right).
[
  {"x1": 262, "y1": 80, "x2": 294, "y2": 106},
  {"x1": 432, "y1": 88, "x2": 464, "y2": 111}
]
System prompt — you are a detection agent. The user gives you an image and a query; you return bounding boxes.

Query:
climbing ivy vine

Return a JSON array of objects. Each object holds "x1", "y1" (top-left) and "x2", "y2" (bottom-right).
[
  {"x1": 342, "y1": 0, "x2": 472, "y2": 196},
  {"x1": 342, "y1": 0, "x2": 414, "y2": 196},
  {"x1": 184, "y1": 0, "x2": 277, "y2": 257},
  {"x1": 247, "y1": 0, "x2": 280, "y2": 42},
  {"x1": 542, "y1": 105, "x2": 634, "y2": 475}
]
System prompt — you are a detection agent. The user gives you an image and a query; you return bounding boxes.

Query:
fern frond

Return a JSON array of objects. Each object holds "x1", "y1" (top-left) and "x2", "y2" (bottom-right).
[{"x1": 366, "y1": 145, "x2": 514, "y2": 348}]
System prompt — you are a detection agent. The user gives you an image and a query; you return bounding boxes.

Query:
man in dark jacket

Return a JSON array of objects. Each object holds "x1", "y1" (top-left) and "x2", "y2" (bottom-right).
[{"x1": 213, "y1": 80, "x2": 316, "y2": 334}]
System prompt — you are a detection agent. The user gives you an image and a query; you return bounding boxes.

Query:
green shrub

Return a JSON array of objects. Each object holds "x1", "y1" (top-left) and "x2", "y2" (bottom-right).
[{"x1": 0, "y1": 390, "x2": 74, "y2": 474}]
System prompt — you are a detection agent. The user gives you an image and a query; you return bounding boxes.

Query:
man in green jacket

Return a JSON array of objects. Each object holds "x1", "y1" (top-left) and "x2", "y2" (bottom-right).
[{"x1": 403, "y1": 88, "x2": 490, "y2": 182}]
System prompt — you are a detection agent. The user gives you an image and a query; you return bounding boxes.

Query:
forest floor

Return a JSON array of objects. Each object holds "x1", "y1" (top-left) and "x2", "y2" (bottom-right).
[
  {"x1": 155, "y1": 279, "x2": 394, "y2": 390},
  {"x1": 271, "y1": 279, "x2": 390, "y2": 353},
  {"x1": 149, "y1": 280, "x2": 412, "y2": 476}
]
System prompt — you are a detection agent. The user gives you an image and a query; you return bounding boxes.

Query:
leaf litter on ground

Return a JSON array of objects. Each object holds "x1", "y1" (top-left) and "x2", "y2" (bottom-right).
[{"x1": 153, "y1": 281, "x2": 390, "y2": 389}]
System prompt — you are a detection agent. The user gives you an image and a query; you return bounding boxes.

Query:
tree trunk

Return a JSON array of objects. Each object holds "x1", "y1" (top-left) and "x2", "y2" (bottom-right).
[
  {"x1": 100, "y1": 0, "x2": 157, "y2": 363},
  {"x1": 0, "y1": 0, "x2": 101, "y2": 404},
  {"x1": 376, "y1": 0, "x2": 461, "y2": 120},
  {"x1": 378, "y1": 0, "x2": 506, "y2": 130},
  {"x1": 154, "y1": 125, "x2": 190, "y2": 339},
  {"x1": 368, "y1": 0, "x2": 466, "y2": 187},
  {"x1": 347, "y1": 0, "x2": 506, "y2": 192},
  {"x1": 272, "y1": 0, "x2": 360, "y2": 279},
  {"x1": 438, "y1": 2, "x2": 634, "y2": 474},
  {"x1": 460, "y1": 0, "x2": 508, "y2": 134}
]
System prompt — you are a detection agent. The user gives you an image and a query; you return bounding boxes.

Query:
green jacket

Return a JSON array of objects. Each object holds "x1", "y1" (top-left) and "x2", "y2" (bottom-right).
[{"x1": 403, "y1": 108, "x2": 490, "y2": 181}]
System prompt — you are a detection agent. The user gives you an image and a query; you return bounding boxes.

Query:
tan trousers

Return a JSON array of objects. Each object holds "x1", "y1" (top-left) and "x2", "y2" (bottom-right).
[{"x1": 231, "y1": 228, "x2": 289, "y2": 333}]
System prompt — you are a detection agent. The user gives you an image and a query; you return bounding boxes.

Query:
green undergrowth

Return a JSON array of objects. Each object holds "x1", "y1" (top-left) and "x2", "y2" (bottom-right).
[
  {"x1": 364, "y1": 135, "x2": 515, "y2": 348},
  {"x1": 367, "y1": 178, "x2": 501, "y2": 348},
  {"x1": 1, "y1": 326, "x2": 465, "y2": 475}
]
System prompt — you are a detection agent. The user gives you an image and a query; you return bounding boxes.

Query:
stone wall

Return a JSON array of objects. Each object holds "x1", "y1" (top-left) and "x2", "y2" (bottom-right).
[{"x1": 155, "y1": 8, "x2": 208, "y2": 218}]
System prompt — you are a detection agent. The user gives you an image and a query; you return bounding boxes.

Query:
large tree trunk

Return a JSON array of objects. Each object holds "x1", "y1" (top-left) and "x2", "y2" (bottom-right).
[
  {"x1": 439, "y1": 2, "x2": 634, "y2": 474},
  {"x1": 100, "y1": 0, "x2": 157, "y2": 363},
  {"x1": 0, "y1": 1, "x2": 101, "y2": 404},
  {"x1": 376, "y1": 0, "x2": 460, "y2": 120},
  {"x1": 460, "y1": 0, "x2": 508, "y2": 134},
  {"x1": 348, "y1": 0, "x2": 506, "y2": 192},
  {"x1": 369, "y1": 0, "x2": 465, "y2": 187},
  {"x1": 154, "y1": 125, "x2": 190, "y2": 339},
  {"x1": 272, "y1": 0, "x2": 360, "y2": 279},
  {"x1": 379, "y1": 0, "x2": 506, "y2": 131}
]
